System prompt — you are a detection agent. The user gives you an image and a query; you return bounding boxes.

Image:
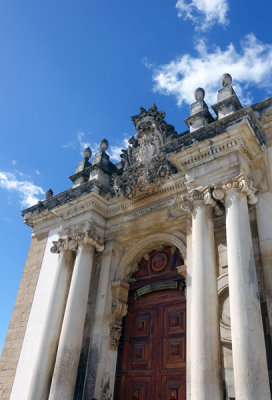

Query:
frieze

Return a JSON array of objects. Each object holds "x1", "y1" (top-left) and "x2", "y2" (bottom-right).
[
  {"x1": 27, "y1": 177, "x2": 186, "y2": 230},
  {"x1": 122, "y1": 198, "x2": 175, "y2": 222}
]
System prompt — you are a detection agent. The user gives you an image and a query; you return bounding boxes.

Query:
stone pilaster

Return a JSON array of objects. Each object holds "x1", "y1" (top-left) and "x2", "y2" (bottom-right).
[
  {"x1": 181, "y1": 188, "x2": 222, "y2": 400},
  {"x1": 48, "y1": 230, "x2": 104, "y2": 400},
  {"x1": 214, "y1": 174, "x2": 271, "y2": 399}
]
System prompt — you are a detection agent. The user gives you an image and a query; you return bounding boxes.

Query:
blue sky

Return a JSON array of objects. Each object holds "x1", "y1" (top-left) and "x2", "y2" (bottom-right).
[{"x1": 1, "y1": 0, "x2": 272, "y2": 353}]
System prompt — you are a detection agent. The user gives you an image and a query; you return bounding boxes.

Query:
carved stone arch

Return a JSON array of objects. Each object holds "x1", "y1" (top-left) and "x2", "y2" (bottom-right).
[
  {"x1": 116, "y1": 232, "x2": 187, "y2": 282},
  {"x1": 109, "y1": 233, "x2": 186, "y2": 350}
]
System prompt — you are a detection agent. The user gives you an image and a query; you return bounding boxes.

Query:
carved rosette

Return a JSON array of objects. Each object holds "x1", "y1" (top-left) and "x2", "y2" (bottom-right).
[
  {"x1": 181, "y1": 187, "x2": 223, "y2": 216},
  {"x1": 50, "y1": 229, "x2": 104, "y2": 254},
  {"x1": 109, "y1": 280, "x2": 129, "y2": 351},
  {"x1": 213, "y1": 174, "x2": 257, "y2": 205}
]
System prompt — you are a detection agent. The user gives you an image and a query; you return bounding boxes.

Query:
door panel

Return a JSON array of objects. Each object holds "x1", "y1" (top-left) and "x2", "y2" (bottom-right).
[{"x1": 114, "y1": 247, "x2": 186, "y2": 400}]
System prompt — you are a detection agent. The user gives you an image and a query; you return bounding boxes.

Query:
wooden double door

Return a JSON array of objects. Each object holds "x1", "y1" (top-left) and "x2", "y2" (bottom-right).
[{"x1": 114, "y1": 246, "x2": 186, "y2": 400}]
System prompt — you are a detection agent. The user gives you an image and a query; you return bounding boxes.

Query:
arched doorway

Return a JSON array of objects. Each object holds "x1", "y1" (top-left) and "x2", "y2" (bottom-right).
[{"x1": 114, "y1": 246, "x2": 186, "y2": 400}]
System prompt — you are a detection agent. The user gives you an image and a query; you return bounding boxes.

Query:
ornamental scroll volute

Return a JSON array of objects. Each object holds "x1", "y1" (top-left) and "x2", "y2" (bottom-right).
[
  {"x1": 109, "y1": 281, "x2": 129, "y2": 351},
  {"x1": 111, "y1": 105, "x2": 178, "y2": 198}
]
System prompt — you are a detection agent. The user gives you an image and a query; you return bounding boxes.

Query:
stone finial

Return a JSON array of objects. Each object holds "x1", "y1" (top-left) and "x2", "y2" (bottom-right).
[
  {"x1": 194, "y1": 87, "x2": 205, "y2": 101},
  {"x1": 70, "y1": 148, "x2": 92, "y2": 187},
  {"x1": 45, "y1": 189, "x2": 53, "y2": 199},
  {"x1": 83, "y1": 147, "x2": 92, "y2": 160},
  {"x1": 184, "y1": 87, "x2": 214, "y2": 132},
  {"x1": 100, "y1": 138, "x2": 109, "y2": 152},
  {"x1": 212, "y1": 73, "x2": 242, "y2": 119},
  {"x1": 221, "y1": 73, "x2": 232, "y2": 87}
]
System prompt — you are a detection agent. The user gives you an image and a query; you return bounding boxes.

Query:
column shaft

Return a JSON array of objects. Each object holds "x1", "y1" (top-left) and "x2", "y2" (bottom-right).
[
  {"x1": 49, "y1": 243, "x2": 95, "y2": 400},
  {"x1": 29, "y1": 248, "x2": 75, "y2": 400},
  {"x1": 225, "y1": 190, "x2": 270, "y2": 399},
  {"x1": 191, "y1": 203, "x2": 222, "y2": 400}
]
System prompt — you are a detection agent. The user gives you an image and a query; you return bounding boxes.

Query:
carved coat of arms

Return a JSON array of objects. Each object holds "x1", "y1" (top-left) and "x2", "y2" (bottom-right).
[{"x1": 112, "y1": 105, "x2": 178, "y2": 198}]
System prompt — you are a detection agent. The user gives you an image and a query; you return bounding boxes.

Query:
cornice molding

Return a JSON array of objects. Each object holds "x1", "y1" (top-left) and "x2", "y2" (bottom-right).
[
  {"x1": 24, "y1": 175, "x2": 186, "y2": 229},
  {"x1": 169, "y1": 116, "x2": 265, "y2": 173}
]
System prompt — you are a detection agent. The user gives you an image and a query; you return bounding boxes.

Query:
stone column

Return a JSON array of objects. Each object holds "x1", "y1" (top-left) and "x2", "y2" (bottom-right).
[
  {"x1": 28, "y1": 238, "x2": 76, "y2": 400},
  {"x1": 49, "y1": 230, "x2": 104, "y2": 400},
  {"x1": 214, "y1": 174, "x2": 271, "y2": 399},
  {"x1": 181, "y1": 189, "x2": 222, "y2": 400}
]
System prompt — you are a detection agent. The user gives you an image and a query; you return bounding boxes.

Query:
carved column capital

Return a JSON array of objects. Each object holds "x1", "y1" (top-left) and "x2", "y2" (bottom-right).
[
  {"x1": 50, "y1": 237, "x2": 78, "y2": 254},
  {"x1": 213, "y1": 174, "x2": 257, "y2": 205},
  {"x1": 181, "y1": 187, "x2": 223, "y2": 216},
  {"x1": 109, "y1": 280, "x2": 129, "y2": 351},
  {"x1": 76, "y1": 230, "x2": 104, "y2": 252},
  {"x1": 50, "y1": 228, "x2": 104, "y2": 254}
]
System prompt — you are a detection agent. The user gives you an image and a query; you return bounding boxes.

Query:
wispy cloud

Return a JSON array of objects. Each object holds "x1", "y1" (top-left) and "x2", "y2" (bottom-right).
[
  {"x1": 0, "y1": 171, "x2": 45, "y2": 207},
  {"x1": 62, "y1": 132, "x2": 99, "y2": 157},
  {"x1": 109, "y1": 137, "x2": 130, "y2": 162},
  {"x1": 151, "y1": 34, "x2": 272, "y2": 107},
  {"x1": 176, "y1": 0, "x2": 229, "y2": 30},
  {"x1": 77, "y1": 132, "x2": 91, "y2": 153},
  {"x1": 11, "y1": 160, "x2": 17, "y2": 166}
]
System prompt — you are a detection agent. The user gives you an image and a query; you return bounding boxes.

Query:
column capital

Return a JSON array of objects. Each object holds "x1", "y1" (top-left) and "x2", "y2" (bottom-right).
[
  {"x1": 181, "y1": 187, "x2": 223, "y2": 216},
  {"x1": 76, "y1": 230, "x2": 104, "y2": 252},
  {"x1": 50, "y1": 229, "x2": 104, "y2": 254},
  {"x1": 213, "y1": 173, "x2": 257, "y2": 205},
  {"x1": 50, "y1": 237, "x2": 78, "y2": 254}
]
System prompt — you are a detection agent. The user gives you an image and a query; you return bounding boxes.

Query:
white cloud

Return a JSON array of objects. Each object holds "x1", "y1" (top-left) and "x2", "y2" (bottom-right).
[
  {"x1": 0, "y1": 171, "x2": 45, "y2": 207},
  {"x1": 109, "y1": 137, "x2": 130, "y2": 162},
  {"x1": 152, "y1": 34, "x2": 272, "y2": 107},
  {"x1": 77, "y1": 132, "x2": 91, "y2": 154},
  {"x1": 36, "y1": 169, "x2": 40, "y2": 175},
  {"x1": 11, "y1": 160, "x2": 17, "y2": 166},
  {"x1": 62, "y1": 132, "x2": 100, "y2": 157},
  {"x1": 176, "y1": 0, "x2": 229, "y2": 30}
]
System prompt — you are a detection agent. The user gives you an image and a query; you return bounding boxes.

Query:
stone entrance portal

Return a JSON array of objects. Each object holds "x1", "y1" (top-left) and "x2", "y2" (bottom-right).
[{"x1": 114, "y1": 247, "x2": 186, "y2": 400}]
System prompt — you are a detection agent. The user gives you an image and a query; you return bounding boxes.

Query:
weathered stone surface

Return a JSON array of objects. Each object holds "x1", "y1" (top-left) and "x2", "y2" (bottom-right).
[
  {"x1": 0, "y1": 232, "x2": 48, "y2": 400},
  {"x1": 2, "y1": 88, "x2": 272, "y2": 399}
]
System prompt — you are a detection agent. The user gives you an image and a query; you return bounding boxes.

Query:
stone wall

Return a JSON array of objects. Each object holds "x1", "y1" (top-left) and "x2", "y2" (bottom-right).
[{"x1": 0, "y1": 232, "x2": 48, "y2": 399}]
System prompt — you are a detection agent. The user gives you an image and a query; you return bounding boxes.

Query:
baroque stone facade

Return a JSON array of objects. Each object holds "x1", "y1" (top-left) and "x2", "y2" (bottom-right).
[{"x1": 1, "y1": 74, "x2": 272, "y2": 399}]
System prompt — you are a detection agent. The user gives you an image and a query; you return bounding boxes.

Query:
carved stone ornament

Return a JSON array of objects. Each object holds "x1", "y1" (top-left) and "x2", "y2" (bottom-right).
[
  {"x1": 111, "y1": 104, "x2": 178, "y2": 198},
  {"x1": 50, "y1": 227, "x2": 104, "y2": 254},
  {"x1": 50, "y1": 237, "x2": 78, "y2": 254},
  {"x1": 109, "y1": 280, "x2": 129, "y2": 351},
  {"x1": 213, "y1": 174, "x2": 257, "y2": 205},
  {"x1": 180, "y1": 187, "x2": 223, "y2": 216},
  {"x1": 76, "y1": 230, "x2": 104, "y2": 252}
]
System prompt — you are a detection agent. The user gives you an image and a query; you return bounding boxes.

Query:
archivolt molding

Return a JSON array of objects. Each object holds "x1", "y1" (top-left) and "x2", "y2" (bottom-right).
[
  {"x1": 116, "y1": 233, "x2": 187, "y2": 282},
  {"x1": 109, "y1": 233, "x2": 187, "y2": 350}
]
